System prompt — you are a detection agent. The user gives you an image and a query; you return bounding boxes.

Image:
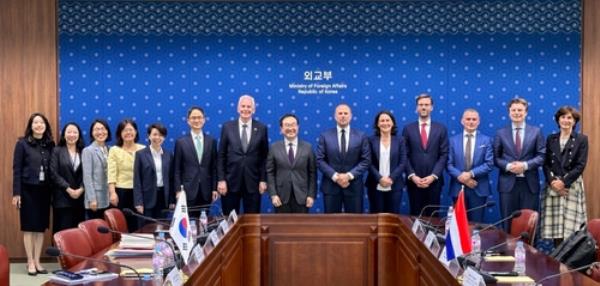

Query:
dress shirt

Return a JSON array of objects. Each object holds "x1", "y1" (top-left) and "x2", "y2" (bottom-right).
[
  {"x1": 336, "y1": 125, "x2": 350, "y2": 154},
  {"x1": 284, "y1": 138, "x2": 298, "y2": 158},
  {"x1": 150, "y1": 146, "x2": 164, "y2": 187},
  {"x1": 377, "y1": 142, "x2": 391, "y2": 191},
  {"x1": 507, "y1": 122, "x2": 528, "y2": 176},
  {"x1": 419, "y1": 118, "x2": 431, "y2": 138},
  {"x1": 239, "y1": 118, "x2": 253, "y2": 142}
]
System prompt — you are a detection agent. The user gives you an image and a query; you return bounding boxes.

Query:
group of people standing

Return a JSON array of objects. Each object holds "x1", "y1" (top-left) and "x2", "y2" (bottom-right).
[{"x1": 12, "y1": 93, "x2": 587, "y2": 275}]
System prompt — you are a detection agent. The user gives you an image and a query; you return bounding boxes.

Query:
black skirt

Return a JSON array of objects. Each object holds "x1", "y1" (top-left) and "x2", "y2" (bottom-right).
[{"x1": 20, "y1": 183, "x2": 51, "y2": 232}]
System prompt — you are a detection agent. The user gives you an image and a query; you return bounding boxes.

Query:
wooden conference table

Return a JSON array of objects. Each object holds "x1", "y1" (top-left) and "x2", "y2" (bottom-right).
[{"x1": 44, "y1": 214, "x2": 600, "y2": 286}]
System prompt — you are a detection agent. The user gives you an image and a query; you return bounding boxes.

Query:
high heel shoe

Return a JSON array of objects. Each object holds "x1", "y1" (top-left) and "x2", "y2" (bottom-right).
[
  {"x1": 36, "y1": 267, "x2": 48, "y2": 274},
  {"x1": 27, "y1": 266, "x2": 37, "y2": 276}
]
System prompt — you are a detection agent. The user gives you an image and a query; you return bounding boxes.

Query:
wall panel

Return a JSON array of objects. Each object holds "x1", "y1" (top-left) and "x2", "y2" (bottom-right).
[
  {"x1": 582, "y1": 0, "x2": 600, "y2": 219},
  {"x1": 0, "y1": 0, "x2": 57, "y2": 258}
]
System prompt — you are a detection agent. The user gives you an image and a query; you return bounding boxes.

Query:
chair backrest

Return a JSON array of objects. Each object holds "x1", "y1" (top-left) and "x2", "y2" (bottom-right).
[
  {"x1": 0, "y1": 244, "x2": 8, "y2": 286},
  {"x1": 587, "y1": 219, "x2": 600, "y2": 261},
  {"x1": 53, "y1": 228, "x2": 94, "y2": 269},
  {"x1": 104, "y1": 208, "x2": 129, "y2": 241},
  {"x1": 510, "y1": 209, "x2": 539, "y2": 245},
  {"x1": 78, "y1": 219, "x2": 114, "y2": 254}
]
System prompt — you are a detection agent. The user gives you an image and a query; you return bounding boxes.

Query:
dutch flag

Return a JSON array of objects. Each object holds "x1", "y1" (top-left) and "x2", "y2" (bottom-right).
[{"x1": 445, "y1": 189, "x2": 472, "y2": 260}]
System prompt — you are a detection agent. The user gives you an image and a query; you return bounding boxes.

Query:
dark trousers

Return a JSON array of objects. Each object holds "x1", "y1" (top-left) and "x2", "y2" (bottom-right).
[
  {"x1": 407, "y1": 180, "x2": 442, "y2": 216},
  {"x1": 221, "y1": 183, "x2": 261, "y2": 215},
  {"x1": 275, "y1": 190, "x2": 308, "y2": 213},
  {"x1": 324, "y1": 191, "x2": 363, "y2": 213},
  {"x1": 141, "y1": 188, "x2": 167, "y2": 226},
  {"x1": 86, "y1": 207, "x2": 108, "y2": 220},
  {"x1": 116, "y1": 188, "x2": 138, "y2": 231},
  {"x1": 500, "y1": 178, "x2": 539, "y2": 232},
  {"x1": 53, "y1": 206, "x2": 85, "y2": 234},
  {"x1": 368, "y1": 188, "x2": 402, "y2": 214},
  {"x1": 453, "y1": 189, "x2": 487, "y2": 223}
]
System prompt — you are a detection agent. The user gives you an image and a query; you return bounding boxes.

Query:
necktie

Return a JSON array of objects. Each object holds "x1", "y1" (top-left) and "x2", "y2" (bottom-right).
[
  {"x1": 241, "y1": 124, "x2": 249, "y2": 152},
  {"x1": 464, "y1": 134, "x2": 473, "y2": 171},
  {"x1": 420, "y1": 123, "x2": 428, "y2": 149},
  {"x1": 515, "y1": 127, "x2": 522, "y2": 156},
  {"x1": 288, "y1": 143, "x2": 294, "y2": 164},
  {"x1": 195, "y1": 135, "x2": 203, "y2": 164},
  {"x1": 340, "y1": 129, "x2": 347, "y2": 157}
]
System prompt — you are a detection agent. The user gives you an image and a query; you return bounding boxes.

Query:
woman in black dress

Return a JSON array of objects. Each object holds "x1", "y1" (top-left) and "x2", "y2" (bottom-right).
[
  {"x1": 12, "y1": 113, "x2": 54, "y2": 275},
  {"x1": 50, "y1": 122, "x2": 86, "y2": 234}
]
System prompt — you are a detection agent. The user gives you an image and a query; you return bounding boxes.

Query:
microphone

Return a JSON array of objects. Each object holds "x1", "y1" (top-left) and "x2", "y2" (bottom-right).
[
  {"x1": 478, "y1": 210, "x2": 522, "y2": 232},
  {"x1": 46, "y1": 247, "x2": 143, "y2": 284},
  {"x1": 96, "y1": 226, "x2": 181, "y2": 269},
  {"x1": 417, "y1": 204, "x2": 446, "y2": 220},
  {"x1": 484, "y1": 232, "x2": 529, "y2": 255},
  {"x1": 467, "y1": 201, "x2": 496, "y2": 214},
  {"x1": 535, "y1": 262, "x2": 600, "y2": 285},
  {"x1": 123, "y1": 208, "x2": 170, "y2": 227}
]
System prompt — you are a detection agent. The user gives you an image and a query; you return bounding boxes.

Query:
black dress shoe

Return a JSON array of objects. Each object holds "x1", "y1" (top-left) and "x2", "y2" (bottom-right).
[{"x1": 36, "y1": 268, "x2": 48, "y2": 274}]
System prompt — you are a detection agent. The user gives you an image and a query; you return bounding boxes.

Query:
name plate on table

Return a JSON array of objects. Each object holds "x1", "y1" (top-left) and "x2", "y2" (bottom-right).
[
  {"x1": 411, "y1": 219, "x2": 426, "y2": 240},
  {"x1": 164, "y1": 267, "x2": 184, "y2": 286},
  {"x1": 462, "y1": 266, "x2": 486, "y2": 286},
  {"x1": 208, "y1": 230, "x2": 220, "y2": 246},
  {"x1": 218, "y1": 220, "x2": 230, "y2": 234},
  {"x1": 190, "y1": 243, "x2": 205, "y2": 265},
  {"x1": 228, "y1": 210, "x2": 238, "y2": 224},
  {"x1": 423, "y1": 231, "x2": 442, "y2": 257}
]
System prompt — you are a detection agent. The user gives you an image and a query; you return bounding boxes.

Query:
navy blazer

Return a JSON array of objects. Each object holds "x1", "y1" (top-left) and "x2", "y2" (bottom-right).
[
  {"x1": 366, "y1": 135, "x2": 407, "y2": 193},
  {"x1": 217, "y1": 120, "x2": 269, "y2": 194},
  {"x1": 401, "y1": 121, "x2": 449, "y2": 181},
  {"x1": 133, "y1": 147, "x2": 174, "y2": 209},
  {"x1": 13, "y1": 138, "x2": 54, "y2": 196},
  {"x1": 174, "y1": 133, "x2": 217, "y2": 202},
  {"x1": 543, "y1": 132, "x2": 588, "y2": 188},
  {"x1": 49, "y1": 146, "x2": 84, "y2": 208},
  {"x1": 493, "y1": 124, "x2": 545, "y2": 194},
  {"x1": 316, "y1": 127, "x2": 371, "y2": 196},
  {"x1": 446, "y1": 132, "x2": 494, "y2": 197}
]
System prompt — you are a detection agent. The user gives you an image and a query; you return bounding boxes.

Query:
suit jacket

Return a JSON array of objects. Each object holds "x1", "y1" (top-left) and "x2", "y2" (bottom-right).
[
  {"x1": 13, "y1": 137, "x2": 54, "y2": 196},
  {"x1": 217, "y1": 120, "x2": 269, "y2": 194},
  {"x1": 316, "y1": 127, "x2": 371, "y2": 196},
  {"x1": 266, "y1": 140, "x2": 317, "y2": 205},
  {"x1": 493, "y1": 124, "x2": 545, "y2": 194},
  {"x1": 82, "y1": 142, "x2": 110, "y2": 209},
  {"x1": 49, "y1": 146, "x2": 84, "y2": 208},
  {"x1": 447, "y1": 132, "x2": 494, "y2": 197},
  {"x1": 401, "y1": 121, "x2": 449, "y2": 181},
  {"x1": 174, "y1": 133, "x2": 217, "y2": 202},
  {"x1": 366, "y1": 135, "x2": 407, "y2": 193},
  {"x1": 133, "y1": 147, "x2": 174, "y2": 209},
  {"x1": 543, "y1": 132, "x2": 588, "y2": 188}
]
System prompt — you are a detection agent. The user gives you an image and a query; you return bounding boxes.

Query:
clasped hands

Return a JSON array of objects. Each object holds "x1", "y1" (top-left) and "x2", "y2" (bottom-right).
[
  {"x1": 411, "y1": 175, "x2": 436, "y2": 188},
  {"x1": 334, "y1": 173, "x2": 353, "y2": 188}
]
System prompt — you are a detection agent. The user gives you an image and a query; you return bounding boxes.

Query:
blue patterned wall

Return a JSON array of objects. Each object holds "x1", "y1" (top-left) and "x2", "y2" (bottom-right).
[{"x1": 58, "y1": 0, "x2": 581, "y2": 221}]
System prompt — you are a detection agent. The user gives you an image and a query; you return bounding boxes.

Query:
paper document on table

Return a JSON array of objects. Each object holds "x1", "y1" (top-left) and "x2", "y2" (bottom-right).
[
  {"x1": 118, "y1": 233, "x2": 155, "y2": 249},
  {"x1": 49, "y1": 272, "x2": 118, "y2": 285},
  {"x1": 106, "y1": 248, "x2": 154, "y2": 257},
  {"x1": 494, "y1": 275, "x2": 534, "y2": 283},
  {"x1": 483, "y1": 255, "x2": 516, "y2": 262}
]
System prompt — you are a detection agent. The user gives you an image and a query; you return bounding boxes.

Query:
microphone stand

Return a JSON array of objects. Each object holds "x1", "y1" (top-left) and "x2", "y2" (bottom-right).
[{"x1": 535, "y1": 262, "x2": 600, "y2": 285}]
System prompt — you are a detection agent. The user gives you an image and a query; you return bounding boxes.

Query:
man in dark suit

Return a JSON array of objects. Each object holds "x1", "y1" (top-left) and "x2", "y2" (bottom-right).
[
  {"x1": 173, "y1": 107, "x2": 218, "y2": 208},
  {"x1": 402, "y1": 93, "x2": 449, "y2": 217},
  {"x1": 316, "y1": 103, "x2": 371, "y2": 213},
  {"x1": 493, "y1": 98, "x2": 545, "y2": 230},
  {"x1": 134, "y1": 123, "x2": 174, "y2": 219},
  {"x1": 266, "y1": 114, "x2": 317, "y2": 213},
  {"x1": 447, "y1": 109, "x2": 494, "y2": 222},
  {"x1": 217, "y1": 95, "x2": 269, "y2": 214}
]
